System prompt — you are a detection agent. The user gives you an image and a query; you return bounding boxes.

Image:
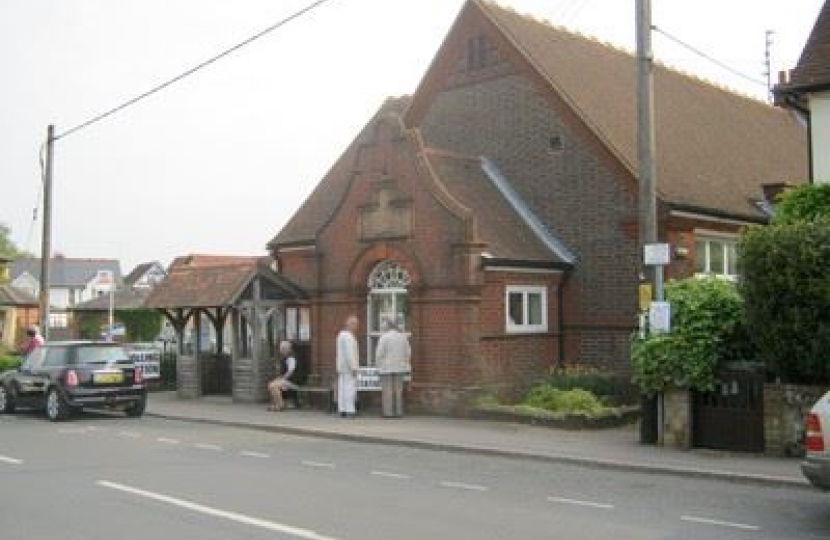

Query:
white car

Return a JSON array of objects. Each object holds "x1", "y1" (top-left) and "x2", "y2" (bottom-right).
[{"x1": 802, "y1": 391, "x2": 830, "y2": 490}]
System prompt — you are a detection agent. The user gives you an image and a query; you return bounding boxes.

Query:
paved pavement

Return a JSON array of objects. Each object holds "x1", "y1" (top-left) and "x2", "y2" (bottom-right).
[{"x1": 146, "y1": 391, "x2": 808, "y2": 489}]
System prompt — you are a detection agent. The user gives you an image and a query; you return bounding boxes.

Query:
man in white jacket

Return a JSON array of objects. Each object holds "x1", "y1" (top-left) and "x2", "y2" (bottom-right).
[
  {"x1": 335, "y1": 315, "x2": 360, "y2": 417},
  {"x1": 375, "y1": 317, "x2": 411, "y2": 418}
]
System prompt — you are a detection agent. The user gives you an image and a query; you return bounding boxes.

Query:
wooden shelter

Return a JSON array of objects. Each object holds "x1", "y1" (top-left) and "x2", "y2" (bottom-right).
[{"x1": 143, "y1": 255, "x2": 306, "y2": 401}]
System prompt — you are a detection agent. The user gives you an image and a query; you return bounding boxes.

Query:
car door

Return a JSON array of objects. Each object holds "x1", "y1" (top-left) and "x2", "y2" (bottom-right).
[{"x1": 14, "y1": 347, "x2": 48, "y2": 403}]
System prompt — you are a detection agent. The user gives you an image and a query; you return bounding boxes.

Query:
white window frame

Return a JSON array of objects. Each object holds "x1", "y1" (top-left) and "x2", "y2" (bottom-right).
[
  {"x1": 505, "y1": 285, "x2": 548, "y2": 334},
  {"x1": 694, "y1": 232, "x2": 738, "y2": 280},
  {"x1": 366, "y1": 261, "x2": 411, "y2": 367}
]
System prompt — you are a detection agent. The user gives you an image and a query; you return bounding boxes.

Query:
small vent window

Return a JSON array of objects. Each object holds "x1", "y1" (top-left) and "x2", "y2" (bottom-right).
[
  {"x1": 549, "y1": 135, "x2": 564, "y2": 152},
  {"x1": 467, "y1": 35, "x2": 489, "y2": 70}
]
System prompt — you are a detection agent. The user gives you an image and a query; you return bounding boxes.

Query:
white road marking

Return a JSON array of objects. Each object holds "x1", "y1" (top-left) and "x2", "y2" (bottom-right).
[
  {"x1": 97, "y1": 480, "x2": 341, "y2": 540},
  {"x1": 119, "y1": 431, "x2": 142, "y2": 439},
  {"x1": 681, "y1": 515, "x2": 761, "y2": 531},
  {"x1": 302, "y1": 460, "x2": 335, "y2": 469},
  {"x1": 439, "y1": 481, "x2": 489, "y2": 492},
  {"x1": 195, "y1": 443, "x2": 223, "y2": 452},
  {"x1": 157, "y1": 437, "x2": 180, "y2": 445},
  {"x1": 371, "y1": 471, "x2": 411, "y2": 480},
  {"x1": 0, "y1": 455, "x2": 22, "y2": 465},
  {"x1": 58, "y1": 427, "x2": 90, "y2": 434},
  {"x1": 240, "y1": 450, "x2": 270, "y2": 459},
  {"x1": 548, "y1": 496, "x2": 614, "y2": 510}
]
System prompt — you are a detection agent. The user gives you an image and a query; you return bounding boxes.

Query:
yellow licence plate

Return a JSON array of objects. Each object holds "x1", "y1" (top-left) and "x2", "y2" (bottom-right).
[{"x1": 93, "y1": 371, "x2": 124, "y2": 384}]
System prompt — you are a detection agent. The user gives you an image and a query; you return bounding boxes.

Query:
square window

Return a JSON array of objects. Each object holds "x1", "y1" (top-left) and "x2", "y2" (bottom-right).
[{"x1": 505, "y1": 286, "x2": 547, "y2": 333}]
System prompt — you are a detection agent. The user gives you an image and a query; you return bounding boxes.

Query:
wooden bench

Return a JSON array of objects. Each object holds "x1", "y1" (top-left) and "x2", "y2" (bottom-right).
[{"x1": 289, "y1": 368, "x2": 410, "y2": 412}]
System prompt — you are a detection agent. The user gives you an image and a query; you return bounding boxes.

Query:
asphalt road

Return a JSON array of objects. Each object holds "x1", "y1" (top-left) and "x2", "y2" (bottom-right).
[{"x1": 0, "y1": 412, "x2": 828, "y2": 540}]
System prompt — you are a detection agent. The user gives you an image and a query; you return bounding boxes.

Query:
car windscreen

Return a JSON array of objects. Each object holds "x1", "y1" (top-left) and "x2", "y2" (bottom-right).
[{"x1": 74, "y1": 346, "x2": 130, "y2": 366}]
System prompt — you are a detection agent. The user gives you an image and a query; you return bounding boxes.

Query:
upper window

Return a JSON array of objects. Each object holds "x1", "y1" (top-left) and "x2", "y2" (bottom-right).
[
  {"x1": 506, "y1": 285, "x2": 548, "y2": 333},
  {"x1": 467, "y1": 35, "x2": 489, "y2": 70},
  {"x1": 695, "y1": 236, "x2": 738, "y2": 279}
]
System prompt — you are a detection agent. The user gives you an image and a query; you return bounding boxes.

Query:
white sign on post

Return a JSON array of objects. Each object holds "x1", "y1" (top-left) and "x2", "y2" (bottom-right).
[
  {"x1": 643, "y1": 243, "x2": 671, "y2": 266},
  {"x1": 649, "y1": 301, "x2": 671, "y2": 333}
]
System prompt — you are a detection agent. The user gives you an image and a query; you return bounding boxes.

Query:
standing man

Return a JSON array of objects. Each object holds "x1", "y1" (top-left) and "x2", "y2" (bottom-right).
[
  {"x1": 335, "y1": 315, "x2": 360, "y2": 417},
  {"x1": 375, "y1": 317, "x2": 411, "y2": 418}
]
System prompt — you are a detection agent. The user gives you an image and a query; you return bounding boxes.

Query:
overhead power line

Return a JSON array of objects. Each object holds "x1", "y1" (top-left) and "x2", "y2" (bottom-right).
[
  {"x1": 54, "y1": 0, "x2": 335, "y2": 141},
  {"x1": 652, "y1": 25, "x2": 767, "y2": 88}
]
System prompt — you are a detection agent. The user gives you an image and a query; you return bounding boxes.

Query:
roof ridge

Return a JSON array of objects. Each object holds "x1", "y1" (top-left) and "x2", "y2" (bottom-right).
[{"x1": 479, "y1": 0, "x2": 772, "y2": 106}]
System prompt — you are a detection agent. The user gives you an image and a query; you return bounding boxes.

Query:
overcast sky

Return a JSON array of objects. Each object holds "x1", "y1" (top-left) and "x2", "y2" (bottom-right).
[{"x1": 1, "y1": 0, "x2": 824, "y2": 273}]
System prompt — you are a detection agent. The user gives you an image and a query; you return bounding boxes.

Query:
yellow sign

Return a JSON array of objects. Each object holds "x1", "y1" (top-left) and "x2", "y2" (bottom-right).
[{"x1": 639, "y1": 283, "x2": 653, "y2": 312}]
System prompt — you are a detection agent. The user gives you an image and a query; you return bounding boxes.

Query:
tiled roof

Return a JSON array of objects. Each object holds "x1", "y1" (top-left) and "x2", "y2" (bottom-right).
[
  {"x1": 467, "y1": 1, "x2": 808, "y2": 220},
  {"x1": 268, "y1": 0, "x2": 808, "y2": 261},
  {"x1": 0, "y1": 284, "x2": 38, "y2": 306},
  {"x1": 789, "y1": 0, "x2": 830, "y2": 89},
  {"x1": 143, "y1": 255, "x2": 305, "y2": 309},
  {"x1": 11, "y1": 257, "x2": 122, "y2": 288}
]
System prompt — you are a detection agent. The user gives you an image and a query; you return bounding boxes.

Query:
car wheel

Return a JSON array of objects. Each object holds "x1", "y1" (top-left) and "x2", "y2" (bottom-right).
[
  {"x1": 46, "y1": 388, "x2": 71, "y2": 422},
  {"x1": 0, "y1": 384, "x2": 15, "y2": 414},
  {"x1": 125, "y1": 395, "x2": 147, "y2": 418}
]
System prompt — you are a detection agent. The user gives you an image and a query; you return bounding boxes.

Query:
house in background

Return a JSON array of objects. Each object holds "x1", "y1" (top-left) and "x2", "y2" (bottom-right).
[
  {"x1": 10, "y1": 256, "x2": 123, "y2": 339},
  {"x1": 0, "y1": 256, "x2": 38, "y2": 350},
  {"x1": 774, "y1": 0, "x2": 830, "y2": 182},
  {"x1": 70, "y1": 261, "x2": 167, "y2": 341},
  {"x1": 124, "y1": 261, "x2": 167, "y2": 290},
  {"x1": 266, "y1": 0, "x2": 807, "y2": 413}
]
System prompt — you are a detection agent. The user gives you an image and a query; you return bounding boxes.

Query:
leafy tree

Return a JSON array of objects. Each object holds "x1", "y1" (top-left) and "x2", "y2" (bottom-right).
[
  {"x1": 632, "y1": 277, "x2": 749, "y2": 393},
  {"x1": 739, "y1": 221, "x2": 830, "y2": 382},
  {"x1": 772, "y1": 183, "x2": 830, "y2": 225},
  {"x1": 0, "y1": 223, "x2": 28, "y2": 259}
]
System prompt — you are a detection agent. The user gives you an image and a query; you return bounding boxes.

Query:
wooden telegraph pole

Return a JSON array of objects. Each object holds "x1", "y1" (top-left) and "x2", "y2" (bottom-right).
[{"x1": 39, "y1": 125, "x2": 55, "y2": 340}]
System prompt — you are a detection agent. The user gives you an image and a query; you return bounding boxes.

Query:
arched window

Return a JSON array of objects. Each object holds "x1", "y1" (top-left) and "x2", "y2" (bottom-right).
[{"x1": 366, "y1": 261, "x2": 411, "y2": 366}]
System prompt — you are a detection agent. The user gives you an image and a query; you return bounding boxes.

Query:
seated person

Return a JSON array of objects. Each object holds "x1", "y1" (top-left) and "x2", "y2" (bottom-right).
[{"x1": 267, "y1": 340, "x2": 300, "y2": 411}]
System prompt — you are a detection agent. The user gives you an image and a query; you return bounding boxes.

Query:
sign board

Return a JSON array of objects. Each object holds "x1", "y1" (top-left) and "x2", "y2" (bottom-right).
[
  {"x1": 649, "y1": 301, "x2": 671, "y2": 333},
  {"x1": 638, "y1": 282, "x2": 653, "y2": 312},
  {"x1": 644, "y1": 243, "x2": 671, "y2": 266},
  {"x1": 101, "y1": 322, "x2": 126, "y2": 337},
  {"x1": 127, "y1": 349, "x2": 161, "y2": 379}
]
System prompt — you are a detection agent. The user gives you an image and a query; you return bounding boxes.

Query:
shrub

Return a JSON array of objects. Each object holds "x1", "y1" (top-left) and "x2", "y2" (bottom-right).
[
  {"x1": 739, "y1": 221, "x2": 830, "y2": 382},
  {"x1": 522, "y1": 385, "x2": 605, "y2": 415},
  {"x1": 772, "y1": 183, "x2": 830, "y2": 225},
  {"x1": 0, "y1": 354, "x2": 21, "y2": 372},
  {"x1": 631, "y1": 277, "x2": 749, "y2": 393}
]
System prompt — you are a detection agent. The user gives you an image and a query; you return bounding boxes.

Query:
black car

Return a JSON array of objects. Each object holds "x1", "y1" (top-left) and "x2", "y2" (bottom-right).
[{"x1": 0, "y1": 341, "x2": 147, "y2": 421}]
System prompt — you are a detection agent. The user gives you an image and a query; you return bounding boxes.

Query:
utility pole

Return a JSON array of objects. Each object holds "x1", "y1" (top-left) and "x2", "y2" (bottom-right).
[
  {"x1": 636, "y1": 0, "x2": 661, "y2": 302},
  {"x1": 39, "y1": 125, "x2": 55, "y2": 340},
  {"x1": 764, "y1": 30, "x2": 775, "y2": 103}
]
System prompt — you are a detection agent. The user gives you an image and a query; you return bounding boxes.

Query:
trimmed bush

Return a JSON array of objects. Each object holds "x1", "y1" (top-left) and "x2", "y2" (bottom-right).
[
  {"x1": 631, "y1": 277, "x2": 750, "y2": 393},
  {"x1": 0, "y1": 354, "x2": 21, "y2": 372},
  {"x1": 522, "y1": 385, "x2": 605, "y2": 415}
]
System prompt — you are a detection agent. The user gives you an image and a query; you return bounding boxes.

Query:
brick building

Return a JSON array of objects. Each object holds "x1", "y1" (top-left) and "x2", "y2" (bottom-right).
[{"x1": 267, "y1": 0, "x2": 807, "y2": 412}]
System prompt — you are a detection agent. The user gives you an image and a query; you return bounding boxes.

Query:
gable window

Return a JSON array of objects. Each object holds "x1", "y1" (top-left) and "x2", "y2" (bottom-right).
[
  {"x1": 467, "y1": 34, "x2": 489, "y2": 70},
  {"x1": 506, "y1": 285, "x2": 547, "y2": 333},
  {"x1": 695, "y1": 235, "x2": 738, "y2": 278}
]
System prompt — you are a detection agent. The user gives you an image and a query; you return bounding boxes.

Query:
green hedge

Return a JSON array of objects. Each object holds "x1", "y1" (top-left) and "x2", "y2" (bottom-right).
[
  {"x1": 0, "y1": 354, "x2": 21, "y2": 372},
  {"x1": 739, "y1": 221, "x2": 830, "y2": 382},
  {"x1": 631, "y1": 277, "x2": 750, "y2": 393}
]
